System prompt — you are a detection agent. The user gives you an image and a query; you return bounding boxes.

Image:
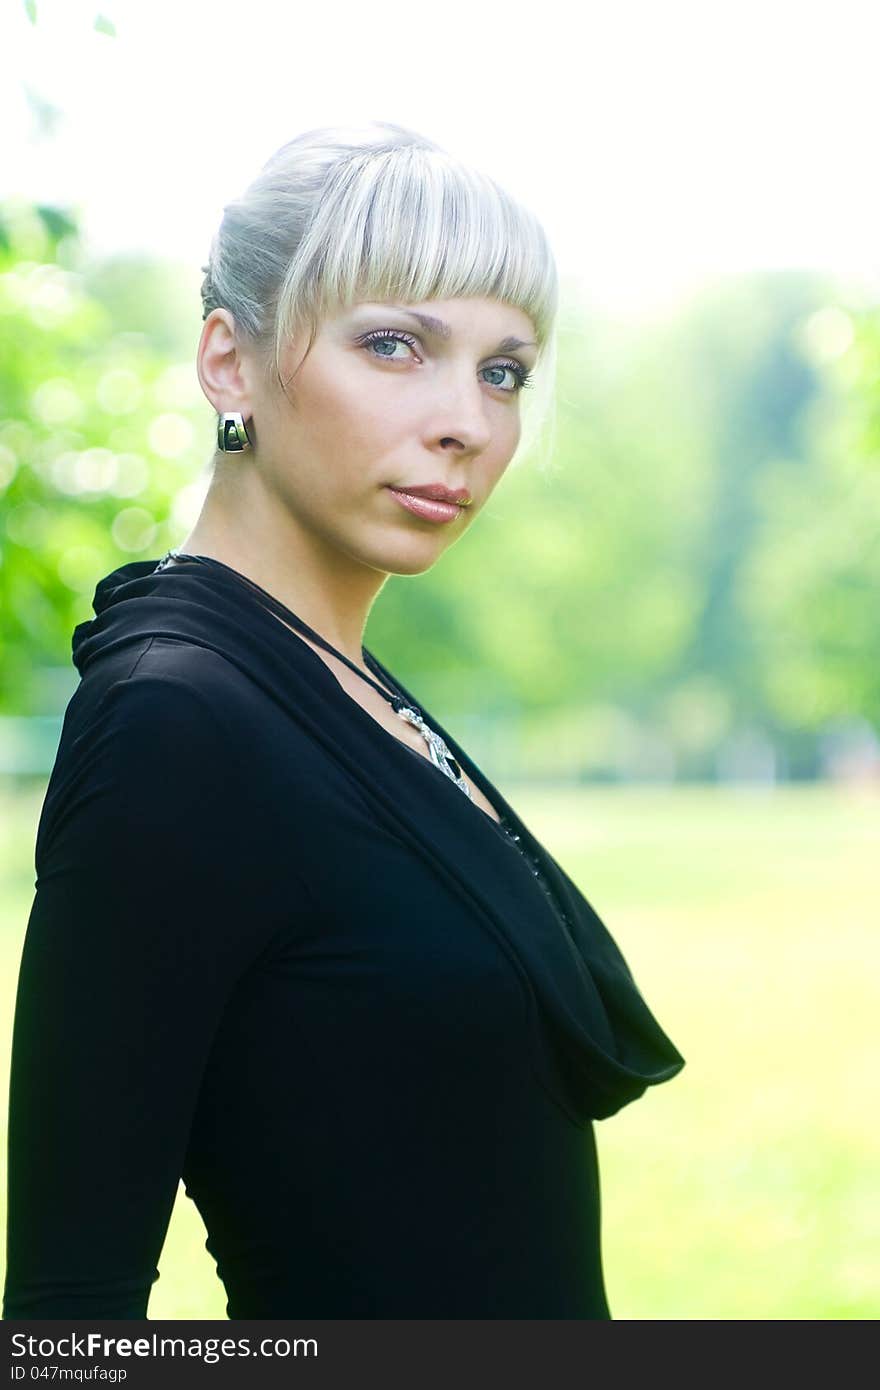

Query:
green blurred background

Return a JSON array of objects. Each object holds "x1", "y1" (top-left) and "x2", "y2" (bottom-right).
[{"x1": 2, "y1": 1, "x2": 879, "y2": 1323}]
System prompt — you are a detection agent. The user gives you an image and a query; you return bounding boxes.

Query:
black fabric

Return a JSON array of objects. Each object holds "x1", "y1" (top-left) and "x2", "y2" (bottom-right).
[{"x1": 3, "y1": 554, "x2": 685, "y2": 1320}]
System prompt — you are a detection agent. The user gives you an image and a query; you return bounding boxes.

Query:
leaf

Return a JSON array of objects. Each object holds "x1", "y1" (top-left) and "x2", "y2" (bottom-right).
[
  {"x1": 93, "y1": 12, "x2": 116, "y2": 36},
  {"x1": 35, "y1": 205, "x2": 80, "y2": 246},
  {"x1": 22, "y1": 83, "x2": 64, "y2": 141},
  {"x1": 23, "y1": 0, "x2": 37, "y2": 25}
]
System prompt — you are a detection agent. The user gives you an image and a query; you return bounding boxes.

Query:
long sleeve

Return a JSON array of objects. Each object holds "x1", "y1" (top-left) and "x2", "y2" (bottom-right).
[{"x1": 3, "y1": 672, "x2": 280, "y2": 1319}]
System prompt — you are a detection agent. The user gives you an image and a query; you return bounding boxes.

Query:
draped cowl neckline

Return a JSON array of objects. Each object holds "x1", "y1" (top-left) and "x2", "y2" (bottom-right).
[{"x1": 71, "y1": 555, "x2": 686, "y2": 1126}]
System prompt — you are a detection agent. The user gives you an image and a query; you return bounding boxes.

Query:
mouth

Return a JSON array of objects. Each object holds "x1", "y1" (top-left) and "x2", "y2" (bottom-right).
[{"x1": 385, "y1": 486, "x2": 469, "y2": 525}]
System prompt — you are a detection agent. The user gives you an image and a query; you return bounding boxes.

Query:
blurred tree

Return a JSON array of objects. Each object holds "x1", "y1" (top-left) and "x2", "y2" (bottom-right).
[
  {"x1": 652, "y1": 271, "x2": 834, "y2": 774},
  {"x1": 739, "y1": 299, "x2": 880, "y2": 750},
  {"x1": 0, "y1": 200, "x2": 210, "y2": 714}
]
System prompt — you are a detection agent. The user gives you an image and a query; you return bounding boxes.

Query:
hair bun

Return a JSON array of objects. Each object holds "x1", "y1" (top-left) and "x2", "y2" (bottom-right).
[{"x1": 200, "y1": 262, "x2": 218, "y2": 320}]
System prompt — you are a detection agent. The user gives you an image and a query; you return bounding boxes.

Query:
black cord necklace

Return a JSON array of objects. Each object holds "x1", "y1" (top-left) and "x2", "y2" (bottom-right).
[{"x1": 155, "y1": 550, "x2": 473, "y2": 797}]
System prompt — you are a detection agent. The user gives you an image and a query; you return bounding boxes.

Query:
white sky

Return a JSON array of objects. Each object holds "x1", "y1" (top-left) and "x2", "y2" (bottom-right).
[{"x1": 3, "y1": 0, "x2": 879, "y2": 313}]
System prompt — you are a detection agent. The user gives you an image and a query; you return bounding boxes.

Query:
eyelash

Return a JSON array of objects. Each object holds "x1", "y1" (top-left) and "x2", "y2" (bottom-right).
[{"x1": 356, "y1": 328, "x2": 534, "y2": 393}]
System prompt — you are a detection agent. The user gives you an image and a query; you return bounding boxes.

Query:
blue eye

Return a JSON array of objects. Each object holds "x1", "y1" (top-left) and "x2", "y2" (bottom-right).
[
  {"x1": 357, "y1": 329, "x2": 419, "y2": 361},
  {"x1": 356, "y1": 329, "x2": 534, "y2": 393},
  {"x1": 482, "y1": 361, "x2": 535, "y2": 393}
]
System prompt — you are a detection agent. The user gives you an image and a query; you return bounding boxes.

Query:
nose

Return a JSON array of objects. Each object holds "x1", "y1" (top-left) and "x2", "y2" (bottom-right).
[{"x1": 431, "y1": 370, "x2": 493, "y2": 454}]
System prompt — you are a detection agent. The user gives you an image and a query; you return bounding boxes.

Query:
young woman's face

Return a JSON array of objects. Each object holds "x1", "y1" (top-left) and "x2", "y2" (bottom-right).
[{"x1": 235, "y1": 295, "x2": 539, "y2": 576}]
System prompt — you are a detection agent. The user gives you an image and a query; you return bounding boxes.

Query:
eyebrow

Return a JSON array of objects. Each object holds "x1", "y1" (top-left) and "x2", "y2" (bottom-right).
[{"x1": 380, "y1": 305, "x2": 537, "y2": 355}]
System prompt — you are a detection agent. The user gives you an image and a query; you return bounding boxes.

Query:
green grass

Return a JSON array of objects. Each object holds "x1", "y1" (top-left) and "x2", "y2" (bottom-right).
[{"x1": 2, "y1": 780, "x2": 877, "y2": 1320}]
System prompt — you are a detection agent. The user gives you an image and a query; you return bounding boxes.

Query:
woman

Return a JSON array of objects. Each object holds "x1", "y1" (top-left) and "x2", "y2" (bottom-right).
[{"x1": 3, "y1": 122, "x2": 685, "y2": 1320}]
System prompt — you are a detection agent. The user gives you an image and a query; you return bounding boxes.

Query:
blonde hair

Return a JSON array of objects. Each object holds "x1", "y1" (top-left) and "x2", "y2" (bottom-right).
[{"x1": 201, "y1": 121, "x2": 559, "y2": 470}]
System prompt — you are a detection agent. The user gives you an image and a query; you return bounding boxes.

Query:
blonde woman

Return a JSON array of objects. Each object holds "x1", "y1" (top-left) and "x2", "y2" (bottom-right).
[{"x1": 3, "y1": 122, "x2": 685, "y2": 1320}]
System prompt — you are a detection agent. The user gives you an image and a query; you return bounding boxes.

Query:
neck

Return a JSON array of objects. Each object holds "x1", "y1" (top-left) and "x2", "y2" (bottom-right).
[{"x1": 176, "y1": 471, "x2": 388, "y2": 668}]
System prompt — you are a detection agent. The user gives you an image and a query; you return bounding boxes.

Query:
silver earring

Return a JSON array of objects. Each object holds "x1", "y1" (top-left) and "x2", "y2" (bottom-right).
[{"x1": 217, "y1": 411, "x2": 252, "y2": 452}]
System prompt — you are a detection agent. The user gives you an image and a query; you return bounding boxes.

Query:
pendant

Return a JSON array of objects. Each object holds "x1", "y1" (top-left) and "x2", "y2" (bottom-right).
[{"x1": 394, "y1": 704, "x2": 472, "y2": 798}]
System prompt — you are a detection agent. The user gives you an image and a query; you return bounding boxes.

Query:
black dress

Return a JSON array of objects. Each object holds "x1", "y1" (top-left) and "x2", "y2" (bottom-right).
[{"x1": 3, "y1": 553, "x2": 685, "y2": 1320}]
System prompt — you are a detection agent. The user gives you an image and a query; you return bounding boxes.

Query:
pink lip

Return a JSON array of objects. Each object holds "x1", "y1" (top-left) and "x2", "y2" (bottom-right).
[
  {"x1": 394, "y1": 482, "x2": 472, "y2": 504},
  {"x1": 385, "y1": 487, "x2": 465, "y2": 524}
]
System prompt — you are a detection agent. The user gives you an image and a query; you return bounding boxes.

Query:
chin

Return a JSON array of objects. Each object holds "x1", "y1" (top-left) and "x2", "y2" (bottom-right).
[
  {"x1": 387, "y1": 555, "x2": 442, "y2": 577},
  {"x1": 359, "y1": 532, "x2": 452, "y2": 578},
  {"x1": 380, "y1": 547, "x2": 445, "y2": 578}
]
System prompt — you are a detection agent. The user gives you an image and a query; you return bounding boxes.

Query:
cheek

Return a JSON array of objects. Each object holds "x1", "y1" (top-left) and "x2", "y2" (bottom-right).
[
  {"x1": 306, "y1": 381, "x2": 399, "y2": 459},
  {"x1": 345, "y1": 405, "x2": 398, "y2": 456},
  {"x1": 486, "y1": 424, "x2": 521, "y2": 478}
]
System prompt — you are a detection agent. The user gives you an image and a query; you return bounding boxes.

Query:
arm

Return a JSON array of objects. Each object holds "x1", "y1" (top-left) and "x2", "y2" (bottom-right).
[{"x1": 3, "y1": 673, "x2": 275, "y2": 1319}]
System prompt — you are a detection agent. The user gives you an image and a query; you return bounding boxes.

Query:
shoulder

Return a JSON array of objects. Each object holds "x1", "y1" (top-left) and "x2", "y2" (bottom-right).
[
  {"x1": 39, "y1": 642, "x2": 281, "y2": 892},
  {"x1": 64, "y1": 636, "x2": 354, "y2": 826},
  {"x1": 51, "y1": 641, "x2": 259, "y2": 844},
  {"x1": 124, "y1": 636, "x2": 258, "y2": 721},
  {"x1": 72, "y1": 637, "x2": 264, "y2": 762},
  {"x1": 60, "y1": 632, "x2": 375, "y2": 841}
]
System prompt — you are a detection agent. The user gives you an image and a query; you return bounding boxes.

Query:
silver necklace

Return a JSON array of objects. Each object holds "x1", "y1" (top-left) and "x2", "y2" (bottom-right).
[
  {"x1": 391, "y1": 704, "x2": 472, "y2": 796},
  {"x1": 155, "y1": 550, "x2": 473, "y2": 799}
]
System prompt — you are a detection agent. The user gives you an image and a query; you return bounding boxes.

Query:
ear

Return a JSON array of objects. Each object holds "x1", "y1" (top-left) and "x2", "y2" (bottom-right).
[{"x1": 196, "y1": 309, "x2": 255, "y2": 421}]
